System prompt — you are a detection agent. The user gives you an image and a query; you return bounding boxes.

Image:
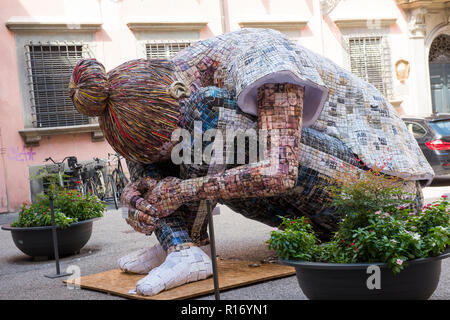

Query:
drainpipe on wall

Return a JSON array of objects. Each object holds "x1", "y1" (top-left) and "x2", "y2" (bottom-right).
[
  {"x1": 0, "y1": 128, "x2": 10, "y2": 213},
  {"x1": 407, "y1": 8, "x2": 433, "y2": 115},
  {"x1": 219, "y1": 0, "x2": 229, "y2": 34}
]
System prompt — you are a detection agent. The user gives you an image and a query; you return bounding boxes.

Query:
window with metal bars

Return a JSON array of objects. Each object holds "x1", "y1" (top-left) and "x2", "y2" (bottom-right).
[
  {"x1": 145, "y1": 41, "x2": 192, "y2": 59},
  {"x1": 25, "y1": 42, "x2": 92, "y2": 128},
  {"x1": 348, "y1": 36, "x2": 392, "y2": 98}
]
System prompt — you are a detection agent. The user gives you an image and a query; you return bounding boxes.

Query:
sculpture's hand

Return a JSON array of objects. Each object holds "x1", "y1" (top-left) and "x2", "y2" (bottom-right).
[
  {"x1": 120, "y1": 177, "x2": 160, "y2": 220},
  {"x1": 125, "y1": 207, "x2": 158, "y2": 233},
  {"x1": 144, "y1": 177, "x2": 184, "y2": 217}
]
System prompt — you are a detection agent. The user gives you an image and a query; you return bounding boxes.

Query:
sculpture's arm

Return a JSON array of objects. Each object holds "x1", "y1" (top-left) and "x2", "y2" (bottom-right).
[
  {"x1": 145, "y1": 83, "x2": 304, "y2": 216},
  {"x1": 189, "y1": 83, "x2": 303, "y2": 200}
]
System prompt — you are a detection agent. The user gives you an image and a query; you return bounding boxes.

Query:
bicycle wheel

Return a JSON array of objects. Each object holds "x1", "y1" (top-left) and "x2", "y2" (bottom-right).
[
  {"x1": 108, "y1": 175, "x2": 119, "y2": 209},
  {"x1": 120, "y1": 172, "x2": 129, "y2": 186},
  {"x1": 113, "y1": 170, "x2": 126, "y2": 197},
  {"x1": 76, "y1": 183, "x2": 84, "y2": 195},
  {"x1": 94, "y1": 172, "x2": 106, "y2": 200},
  {"x1": 84, "y1": 179, "x2": 97, "y2": 197}
]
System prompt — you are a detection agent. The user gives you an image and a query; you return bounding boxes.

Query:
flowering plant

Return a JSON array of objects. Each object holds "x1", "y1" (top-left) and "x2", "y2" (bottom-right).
[
  {"x1": 12, "y1": 167, "x2": 106, "y2": 228},
  {"x1": 11, "y1": 190, "x2": 106, "y2": 228},
  {"x1": 268, "y1": 165, "x2": 449, "y2": 274}
]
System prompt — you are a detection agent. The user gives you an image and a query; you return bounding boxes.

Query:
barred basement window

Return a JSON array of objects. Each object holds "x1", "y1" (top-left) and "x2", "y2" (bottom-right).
[
  {"x1": 145, "y1": 41, "x2": 192, "y2": 59},
  {"x1": 25, "y1": 42, "x2": 92, "y2": 128},
  {"x1": 348, "y1": 36, "x2": 392, "y2": 98}
]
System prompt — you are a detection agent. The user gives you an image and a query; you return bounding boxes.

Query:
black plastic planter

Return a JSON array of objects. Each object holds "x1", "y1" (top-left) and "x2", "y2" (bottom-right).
[
  {"x1": 1, "y1": 218, "x2": 98, "y2": 259},
  {"x1": 282, "y1": 249, "x2": 450, "y2": 300}
]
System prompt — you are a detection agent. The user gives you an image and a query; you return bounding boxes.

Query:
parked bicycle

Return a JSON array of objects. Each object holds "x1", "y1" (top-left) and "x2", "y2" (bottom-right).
[
  {"x1": 66, "y1": 156, "x2": 85, "y2": 194},
  {"x1": 41, "y1": 154, "x2": 129, "y2": 209},
  {"x1": 108, "y1": 153, "x2": 129, "y2": 200},
  {"x1": 83, "y1": 157, "x2": 120, "y2": 209},
  {"x1": 43, "y1": 156, "x2": 84, "y2": 194}
]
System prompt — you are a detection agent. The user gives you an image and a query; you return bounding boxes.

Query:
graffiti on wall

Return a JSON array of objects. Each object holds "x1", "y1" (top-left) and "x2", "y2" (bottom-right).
[{"x1": 7, "y1": 146, "x2": 36, "y2": 162}]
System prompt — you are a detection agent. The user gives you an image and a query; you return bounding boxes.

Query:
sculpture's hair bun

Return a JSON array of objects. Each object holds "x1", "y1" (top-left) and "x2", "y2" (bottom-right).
[{"x1": 69, "y1": 58, "x2": 109, "y2": 117}]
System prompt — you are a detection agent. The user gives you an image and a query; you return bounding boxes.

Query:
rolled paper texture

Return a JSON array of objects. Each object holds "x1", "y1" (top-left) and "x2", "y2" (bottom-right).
[
  {"x1": 69, "y1": 58, "x2": 109, "y2": 117},
  {"x1": 69, "y1": 58, "x2": 181, "y2": 164}
]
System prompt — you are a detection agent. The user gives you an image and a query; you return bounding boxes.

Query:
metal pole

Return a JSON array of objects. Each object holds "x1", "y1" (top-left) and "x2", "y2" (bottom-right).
[
  {"x1": 206, "y1": 200, "x2": 220, "y2": 300},
  {"x1": 50, "y1": 196, "x2": 60, "y2": 273},
  {"x1": 45, "y1": 194, "x2": 72, "y2": 279}
]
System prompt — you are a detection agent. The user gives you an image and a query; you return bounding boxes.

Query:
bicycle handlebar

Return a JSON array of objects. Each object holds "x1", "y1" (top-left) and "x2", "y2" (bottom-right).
[
  {"x1": 44, "y1": 156, "x2": 73, "y2": 165},
  {"x1": 45, "y1": 156, "x2": 116, "y2": 173},
  {"x1": 93, "y1": 157, "x2": 108, "y2": 164},
  {"x1": 108, "y1": 153, "x2": 124, "y2": 160},
  {"x1": 45, "y1": 157, "x2": 63, "y2": 165}
]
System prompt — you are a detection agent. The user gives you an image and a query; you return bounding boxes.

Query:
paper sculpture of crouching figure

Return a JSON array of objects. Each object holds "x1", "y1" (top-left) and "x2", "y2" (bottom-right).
[{"x1": 69, "y1": 28, "x2": 433, "y2": 296}]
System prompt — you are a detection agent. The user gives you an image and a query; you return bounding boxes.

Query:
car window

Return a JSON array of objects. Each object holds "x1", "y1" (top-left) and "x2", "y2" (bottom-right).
[
  {"x1": 405, "y1": 122, "x2": 427, "y2": 138},
  {"x1": 429, "y1": 120, "x2": 450, "y2": 136}
]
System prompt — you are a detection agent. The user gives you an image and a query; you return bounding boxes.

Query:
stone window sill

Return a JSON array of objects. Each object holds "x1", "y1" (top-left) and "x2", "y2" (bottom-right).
[
  {"x1": 238, "y1": 20, "x2": 308, "y2": 30},
  {"x1": 333, "y1": 18, "x2": 397, "y2": 29},
  {"x1": 6, "y1": 17, "x2": 102, "y2": 32},
  {"x1": 126, "y1": 20, "x2": 208, "y2": 32},
  {"x1": 19, "y1": 124, "x2": 104, "y2": 147}
]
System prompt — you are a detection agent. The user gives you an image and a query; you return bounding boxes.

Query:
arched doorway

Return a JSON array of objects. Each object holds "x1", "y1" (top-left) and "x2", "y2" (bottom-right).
[{"x1": 429, "y1": 34, "x2": 450, "y2": 114}]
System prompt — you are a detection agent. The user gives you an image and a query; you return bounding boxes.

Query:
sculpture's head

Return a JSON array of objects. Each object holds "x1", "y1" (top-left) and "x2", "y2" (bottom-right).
[{"x1": 69, "y1": 58, "x2": 190, "y2": 163}]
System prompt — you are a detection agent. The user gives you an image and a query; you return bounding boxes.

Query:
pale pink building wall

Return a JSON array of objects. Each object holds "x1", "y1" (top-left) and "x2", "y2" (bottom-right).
[
  {"x1": 96, "y1": 0, "x2": 222, "y2": 69},
  {"x1": 0, "y1": 1, "x2": 24, "y2": 212},
  {"x1": 0, "y1": 0, "x2": 415, "y2": 212},
  {"x1": 0, "y1": 0, "x2": 117, "y2": 212},
  {"x1": 0, "y1": 0, "x2": 225, "y2": 212}
]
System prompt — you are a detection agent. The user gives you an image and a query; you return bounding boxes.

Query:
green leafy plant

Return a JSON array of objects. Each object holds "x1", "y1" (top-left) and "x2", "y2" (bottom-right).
[
  {"x1": 12, "y1": 190, "x2": 106, "y2": 228},
  {"x1": 12, "y1": 169, "x2": 107, "y2": 228},
  {"x1": 267, "y1": 163, "x2": 450, "y2": 274},
  {"x1": 267, "y1": 216, "x2": 320, "y2": 261},
  {"x1": 30, "y1": 168, "x2": 70, "y2": 198}
]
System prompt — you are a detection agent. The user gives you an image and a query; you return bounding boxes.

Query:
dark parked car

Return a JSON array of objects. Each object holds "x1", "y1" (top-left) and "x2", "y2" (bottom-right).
[{"x1": 402, "y1": 114, "x2": 450, "y2": 177}]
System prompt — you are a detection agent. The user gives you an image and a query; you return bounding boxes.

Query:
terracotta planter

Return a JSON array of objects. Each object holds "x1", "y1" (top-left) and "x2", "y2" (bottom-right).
[{"x1": 282, "y1": 248, "x2": 450, "y2": 300}]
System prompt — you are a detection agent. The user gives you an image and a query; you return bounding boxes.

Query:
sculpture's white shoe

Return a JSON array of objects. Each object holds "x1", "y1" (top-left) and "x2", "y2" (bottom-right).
[
  {"x1": 135, "y1": 246, "x2": 213, "y2": 296},
  {"x1": 118, "y1": 243, "x2": 212, "y2": 275},
  {"x1": 118, "y1": 244, "x2": 167, "y2": 274}
]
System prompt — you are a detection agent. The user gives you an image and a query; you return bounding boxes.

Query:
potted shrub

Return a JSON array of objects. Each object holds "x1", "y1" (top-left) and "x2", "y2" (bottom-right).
[
  {"x1": 268, "y1": 165, "x2": 450, "y2": 300},
  {"x1": 2, "y1": 171, "x2": 107, "y2": 259}
]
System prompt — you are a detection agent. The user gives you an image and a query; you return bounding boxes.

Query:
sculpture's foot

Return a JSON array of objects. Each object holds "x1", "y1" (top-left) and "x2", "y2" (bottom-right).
[
  {"x1": 118, "y1": 243, "x2": 212, "y2": 274},
  {"x1": 118, "y1": 244, "x2": 167, "y2": 274},
  {"x1": 135, "y1": 246, "x2": 212, "y2": 296}
]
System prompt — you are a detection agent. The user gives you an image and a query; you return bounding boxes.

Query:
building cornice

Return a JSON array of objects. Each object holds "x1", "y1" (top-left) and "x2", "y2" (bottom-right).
[
  {"x1": 127, "y1": 21, "x2": 208, "y2": 32},
  {"x1": 334, "y1": 18, "x2": 397, "y2": 29},
  {"x1": 6, "y1": 17, "x2": 102, "y2": 32},
  {"x1": 19, "y1": 124, "x2": 104, "y2": 147},
  {"x1": 239, "y1": 20, "x2": 308, "y2": 30},
  {"x1": 396, "y1": 0, "x2": 450, "y2": 12}
]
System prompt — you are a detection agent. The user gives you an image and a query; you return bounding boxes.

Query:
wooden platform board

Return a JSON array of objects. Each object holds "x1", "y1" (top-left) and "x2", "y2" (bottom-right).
[{"x1": 64, "y1": 259, "x2": 296, "y2": 300}]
